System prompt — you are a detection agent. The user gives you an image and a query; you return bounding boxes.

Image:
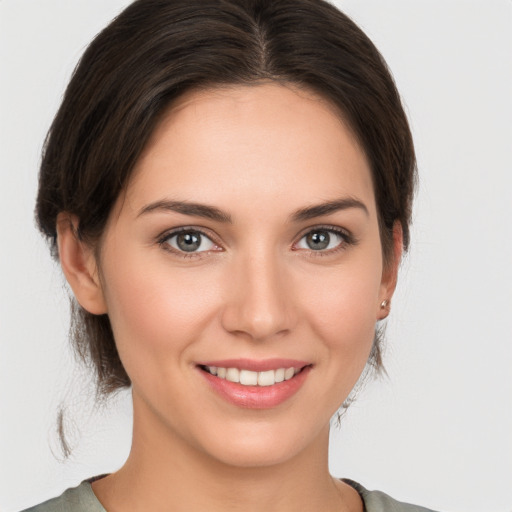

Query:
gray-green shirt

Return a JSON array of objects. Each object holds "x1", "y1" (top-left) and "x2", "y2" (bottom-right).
[{"x1": 21, "y1": 478, "x2": 439, "y2": 512}]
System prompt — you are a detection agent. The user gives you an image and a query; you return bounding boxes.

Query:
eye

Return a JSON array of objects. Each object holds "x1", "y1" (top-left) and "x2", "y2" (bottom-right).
[
  {"x1": 295, "y1": 228, "x2": 347, "y2": 252},
  {"x1": 162, "y1": 229, "x2": 216, "y2": 253}
]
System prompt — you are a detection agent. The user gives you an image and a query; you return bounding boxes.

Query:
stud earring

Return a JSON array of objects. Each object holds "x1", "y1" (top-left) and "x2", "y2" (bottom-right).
[{"x1": 380, "y1": 299, "x2": 389, "y2": 309}]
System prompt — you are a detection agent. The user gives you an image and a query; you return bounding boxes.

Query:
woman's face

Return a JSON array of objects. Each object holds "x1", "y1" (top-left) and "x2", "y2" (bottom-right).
[{"x1": 91, "y1": 84, "x2": 397, "y2": 467}]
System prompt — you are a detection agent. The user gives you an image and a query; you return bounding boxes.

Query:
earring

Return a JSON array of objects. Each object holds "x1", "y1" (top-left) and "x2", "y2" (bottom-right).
[{"x1": 380, "y1": 299, "x2": 389, "y2": 309}]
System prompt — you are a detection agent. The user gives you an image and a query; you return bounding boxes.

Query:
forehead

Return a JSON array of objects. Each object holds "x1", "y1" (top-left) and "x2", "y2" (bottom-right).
[{"x1": 123, "y1": 83, "x2": 376, "y2": 219}]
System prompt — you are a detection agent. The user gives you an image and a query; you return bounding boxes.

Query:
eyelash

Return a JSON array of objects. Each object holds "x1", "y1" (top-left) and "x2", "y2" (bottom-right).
[
  {"x1": 292, "y1": 225, "x2": 357, "y2": 258},
  {"x1": 157, "y1": 225, "x2": 357, "y2": 259},
  {"x1": 157, "y1": 227, "x2": 221, "y2": 259}
]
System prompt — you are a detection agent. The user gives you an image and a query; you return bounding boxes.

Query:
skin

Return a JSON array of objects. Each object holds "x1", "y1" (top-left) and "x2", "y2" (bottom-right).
[{"x1": 57, "y1": 83, "x2": 401, "y2": 512}]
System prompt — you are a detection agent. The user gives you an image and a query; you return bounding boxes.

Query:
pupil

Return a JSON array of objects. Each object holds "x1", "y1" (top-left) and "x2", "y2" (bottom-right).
[
  {"x1": 177, "y1": 232, "x2": 201, "y2": 252},
  {"x1": 307, "y1": 231, "x2": 330, "y2": 250}
]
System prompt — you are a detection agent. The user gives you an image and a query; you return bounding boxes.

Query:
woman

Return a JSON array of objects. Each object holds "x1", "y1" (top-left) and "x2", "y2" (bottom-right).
[{"x1": 16, "y1": 0, "x2": 430, "y2": 510}]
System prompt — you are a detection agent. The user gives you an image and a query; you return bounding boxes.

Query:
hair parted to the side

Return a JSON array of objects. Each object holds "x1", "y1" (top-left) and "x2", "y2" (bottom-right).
[{"x1": 36, "y1": 0, "x2": 416, "y2": 399}]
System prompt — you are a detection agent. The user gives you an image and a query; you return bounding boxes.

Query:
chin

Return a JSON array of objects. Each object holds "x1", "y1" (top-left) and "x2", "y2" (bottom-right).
[
  {"x1": 194, "y1": 418, "x2": 328, "y2": 469},
  {"x1": 207, "y1": 440, "x2": 300, "y2": 469}
]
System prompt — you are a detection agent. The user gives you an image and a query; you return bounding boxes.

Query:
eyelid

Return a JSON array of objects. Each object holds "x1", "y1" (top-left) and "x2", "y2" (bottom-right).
[
  {"x1": 155, "y1": 224, "x2": 356, "y2": 258},
  {"x1": 157, "y1": 226, "x2": 223, "y2": 256},
  {"x1": 292, "y1": 224, "x2": 357, "y2": 254}
]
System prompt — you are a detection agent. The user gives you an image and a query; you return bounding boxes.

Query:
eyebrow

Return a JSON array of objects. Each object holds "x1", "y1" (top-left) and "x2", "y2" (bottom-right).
[
  {"x1": 291, "y1": 197, "x2": 369, "y2": 222},
  {"x1": 137, "y1": 200, "x2": 232, "y2": 223},
  {"x1": 137, "y1": 196, "x2": 368, "y2": 223}
]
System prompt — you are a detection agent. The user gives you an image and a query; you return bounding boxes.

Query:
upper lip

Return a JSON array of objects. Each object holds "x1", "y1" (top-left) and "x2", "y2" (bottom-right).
[{"x1": 196, "y1": 358, "x2": 311, "y2": 372}]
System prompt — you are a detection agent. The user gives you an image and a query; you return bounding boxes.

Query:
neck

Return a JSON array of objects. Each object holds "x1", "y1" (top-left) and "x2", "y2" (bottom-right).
[{"x1": 92, "y1": 393, "x2": 361, "y2": 512}]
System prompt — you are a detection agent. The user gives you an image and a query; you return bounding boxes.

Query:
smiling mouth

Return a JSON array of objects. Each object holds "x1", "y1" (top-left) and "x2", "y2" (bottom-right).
[{"x1": 199, "y1": 365, "x2": 308, "y2": 387}]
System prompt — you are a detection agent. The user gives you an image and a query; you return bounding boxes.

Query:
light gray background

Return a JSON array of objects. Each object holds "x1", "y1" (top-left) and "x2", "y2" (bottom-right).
[{"x1": 1, "y1": 1, "x2": 511, "y2": 511}]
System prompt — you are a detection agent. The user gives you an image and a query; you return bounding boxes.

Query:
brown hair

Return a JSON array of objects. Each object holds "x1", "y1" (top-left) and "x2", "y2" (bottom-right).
[{"x1": 36, "y1": 0, "x2": 416, "y2": 398}]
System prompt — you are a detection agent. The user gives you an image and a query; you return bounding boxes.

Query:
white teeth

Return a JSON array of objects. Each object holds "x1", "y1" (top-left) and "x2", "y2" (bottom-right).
[
  {"x1": 239, "y1": 369, "x2": 258, "y2": 386},
  {"x1": 284, "y1": 367, "x2": 295, "y2": 380},
  {"x1": 226, "y1": 367, "x2": 239, "y2": 382},
  {"x1": 204, "y1": 365, "x2": 303, "y2": 386},
  {"x1": 258, "y1": 370, "x2": 275, "y2": 387}
]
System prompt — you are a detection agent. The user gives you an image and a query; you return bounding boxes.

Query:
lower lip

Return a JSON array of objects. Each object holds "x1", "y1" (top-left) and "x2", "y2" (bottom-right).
[{"x1": 199, "y1": 366, "x2": 311, "y2": 409}]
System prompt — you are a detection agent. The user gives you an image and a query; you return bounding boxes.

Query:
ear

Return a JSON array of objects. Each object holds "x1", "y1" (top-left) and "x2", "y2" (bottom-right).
[
  {"x1": 377, "y1": 222, "x2": 403, "y2": 320},
  {"x1": 56, "y1": 213, "x2": 107, "y2": 315}
]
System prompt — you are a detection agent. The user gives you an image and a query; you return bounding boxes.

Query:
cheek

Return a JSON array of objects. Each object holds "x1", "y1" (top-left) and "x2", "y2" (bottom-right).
[
  {"x1": 287, "y1": 253, "x2": 384, "y2": 419},
  {"x1": 300, "y1": 255, "x2": 382, "y2": 355},
  {"x1": 99, "y1": 250, "x2": 223, "y2": 370}
]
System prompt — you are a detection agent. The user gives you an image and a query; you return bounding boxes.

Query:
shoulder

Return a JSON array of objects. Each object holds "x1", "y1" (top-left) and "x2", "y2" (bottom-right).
[
  {"x1": 344, "y1": 479, "x2": 441, "y2": 512},
  {"x1": 20, "y1": 477, "x2": 440, "y2": 512},
  {"x1": 19, "y1": 481, "x2": 106, "y2": 512}
]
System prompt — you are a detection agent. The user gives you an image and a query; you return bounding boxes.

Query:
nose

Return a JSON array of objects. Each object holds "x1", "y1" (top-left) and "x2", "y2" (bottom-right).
[{"x1": 220, "y1": 250, "x2": 297, "y2": 341}]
